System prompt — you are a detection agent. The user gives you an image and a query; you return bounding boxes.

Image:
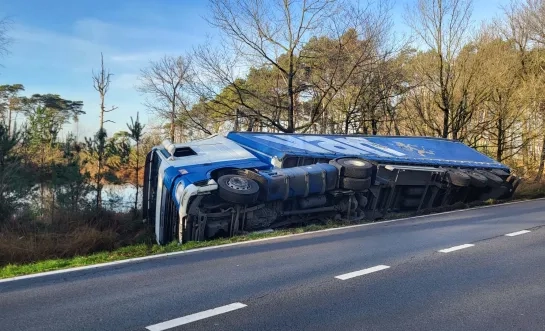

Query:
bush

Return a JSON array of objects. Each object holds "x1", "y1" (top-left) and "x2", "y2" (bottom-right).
[
  {"x1": 513, "y1": 180, "x2": 545, "y2": 200},
  {"x1": 0, "y1": 209, "x2": 152, "y2": 267}
]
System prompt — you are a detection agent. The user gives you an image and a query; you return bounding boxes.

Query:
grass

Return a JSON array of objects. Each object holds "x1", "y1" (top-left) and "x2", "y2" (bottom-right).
[
  {"x1": 2, "y1": 180, "x2": 544, "y2": 280},
  {"x1": 0, "y1": 220, "x2": 351, "y2": 279}
]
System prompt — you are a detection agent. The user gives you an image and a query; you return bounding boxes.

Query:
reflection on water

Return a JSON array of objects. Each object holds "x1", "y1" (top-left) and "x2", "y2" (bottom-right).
[{"x1": 101, "y1": 184, "x2": 139, "y2": 212}]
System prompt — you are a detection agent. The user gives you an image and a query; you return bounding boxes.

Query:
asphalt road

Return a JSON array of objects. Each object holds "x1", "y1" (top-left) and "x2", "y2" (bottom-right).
[{"x1": 1, "y1": 199, "x2": 545, "y2": 331}]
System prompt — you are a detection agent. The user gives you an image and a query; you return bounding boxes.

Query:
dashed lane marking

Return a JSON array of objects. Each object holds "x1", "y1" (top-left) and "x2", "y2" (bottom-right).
[
  {"x1": 335, "y1": 265, "x2": 391, "y2": 280},
  {"x1": 505, "y1": 230, "x2": 531, "y2": 237},
  {"x1": 438, "y1": 244, "x2": 475, "y2": 253},
  {"x1": 146, "y1": 302, "x2": 247, "y2": 331}
]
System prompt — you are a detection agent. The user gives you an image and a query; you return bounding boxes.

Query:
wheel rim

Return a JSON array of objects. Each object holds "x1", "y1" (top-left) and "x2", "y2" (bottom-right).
[
  {"x1": 227, "y1": 176, "x2": 250, "y2": 191},
  {"x1": 345, "y1": 159, "x2": 366, "y2": 167}
]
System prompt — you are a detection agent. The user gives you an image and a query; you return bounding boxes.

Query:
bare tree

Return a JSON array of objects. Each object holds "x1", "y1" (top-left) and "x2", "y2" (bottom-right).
[
  {"x1": 519, "y1": 0, "x2": 545, "y2": 44},
  {"x1": 137, "y1": 55, "x2": 192, "y2": 141},
  {"x1": 0, "y1": 18, "x2": 11, "y2": 63},
  {"x1": 404, "y1": 0, "x2": 474, "y2": 139},
  {"x1": 92, "y1": 53, "x2": 117, "y2": 209},
  {"x1": 192, "y1": 0, "x2": 392, "y2": 133},
  {"x1": 521, "y1": 0, "x2": 545, "y2": 182},
  {"x1": 506, "y1": 0, "x2": 545, "y2": 181},
  {"x1": 207, "y1": 0, "x2": 337, "y2": 133}
]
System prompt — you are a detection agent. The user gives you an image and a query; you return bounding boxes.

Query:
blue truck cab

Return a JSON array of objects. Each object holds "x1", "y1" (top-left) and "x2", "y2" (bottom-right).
[{"x1": 143, "y1": 132, "x2": 520, "y2": 245}]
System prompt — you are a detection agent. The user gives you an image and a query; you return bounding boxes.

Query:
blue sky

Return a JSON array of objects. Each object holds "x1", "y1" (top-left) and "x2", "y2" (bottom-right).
[{"x1": 0, "y1": 0, "x2": 511, "y2": 139}]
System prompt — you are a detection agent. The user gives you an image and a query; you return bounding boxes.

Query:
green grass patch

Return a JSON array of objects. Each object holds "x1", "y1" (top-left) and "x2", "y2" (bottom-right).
[{"x1": 0, "y1": 220, "x2": 349, "y2": 279}]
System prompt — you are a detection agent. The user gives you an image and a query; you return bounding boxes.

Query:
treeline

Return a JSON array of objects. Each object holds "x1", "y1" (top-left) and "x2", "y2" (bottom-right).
[
  {"x1": 0, "y1": 54, "x2": 159, "y2": 263},
  {"x1": 0, "y1": 83, "x2": 158, "y2": 262},
  {"x1": 136, "y1": 0, "x2": 545, "y2": 181},
  {"x1": 0, "y1": 87, "x2": 155, "y2": 218}
]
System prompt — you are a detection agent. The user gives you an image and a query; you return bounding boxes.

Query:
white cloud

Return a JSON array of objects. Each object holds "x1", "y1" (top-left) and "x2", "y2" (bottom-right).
[
  {"x1": 110, "y1": 73, "x2": 139, "y2": 90},
  {"x1": 109, "y1": 50, "x2": 185, "y2": 64},
  {"x1": 73, "y1": 18, "x2": 197, "y2": 50},
  {"x1": 2, "y1": 16, "x2": 208, "y2": 137}
]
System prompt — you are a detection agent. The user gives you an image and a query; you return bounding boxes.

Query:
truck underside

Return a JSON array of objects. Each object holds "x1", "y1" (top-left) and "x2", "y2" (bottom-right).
[{"x1": 173, "y1": 156, "x2": 520, "y2": 244}]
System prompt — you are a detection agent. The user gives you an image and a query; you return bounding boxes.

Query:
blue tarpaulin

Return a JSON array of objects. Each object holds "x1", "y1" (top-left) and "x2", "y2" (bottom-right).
[{"x1": 226, "y1": 132, "x2": 509, "y2": 171}]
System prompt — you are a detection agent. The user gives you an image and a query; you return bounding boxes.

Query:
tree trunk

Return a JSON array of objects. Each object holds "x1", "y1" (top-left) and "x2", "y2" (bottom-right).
[
  {"x1": 40, "y1": 148, "x2": 45, "y2": 215},
  {"x1": 7, "y1": 108, "x2": 11, "y2": 136},
  {"x1": 535, "y1": 134, "x2": 545, "y2": 182},
  {"x1": 135, "y1": 141, "x2": 139, "y2": 215},
  {"x1": 442, "y1": 108, "x2": 449, "y2": 138},
  {"x1": 233, "y1": 108, "x2": 239, "y2": 131},
  {"x1": 96, "y1": 177, "x2": 102, "y2": 210},
  {"x1": 287, "y1": 58, "x2": 295, "y2": 133},
  {"x1": 96, "y1": 89, "x2": 105, "y2": 210},
  {"x1": 50, "y1": 184, "x2": 55, "y2": 225},
  {"x1": 170, "y1": 101, "x2": 176, "y2": 141},
  {"x1": 496, "y1": 117, "x2": 504, "y2": 162},
  {"x1": 371, "y1": 110, "x2": 378, "y2": 135}
]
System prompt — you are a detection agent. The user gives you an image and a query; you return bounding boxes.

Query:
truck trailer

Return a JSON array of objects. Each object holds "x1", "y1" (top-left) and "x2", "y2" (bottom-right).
[{"x1": 142, "y1": 132, "x2": 520, "y2": 245}]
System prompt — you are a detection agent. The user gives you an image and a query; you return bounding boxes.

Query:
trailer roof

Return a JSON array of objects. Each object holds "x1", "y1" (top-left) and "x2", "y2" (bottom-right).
[{"x1": 226, "y1": 132, "x2": 510, "y2": 170}]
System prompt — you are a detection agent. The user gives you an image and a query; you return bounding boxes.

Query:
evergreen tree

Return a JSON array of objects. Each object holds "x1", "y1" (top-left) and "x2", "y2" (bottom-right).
[{"x1": 127, "y1": 112, "x2": 145, "y2": 214}]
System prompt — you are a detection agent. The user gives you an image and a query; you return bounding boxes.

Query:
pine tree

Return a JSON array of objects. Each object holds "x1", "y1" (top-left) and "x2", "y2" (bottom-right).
[{"x1": 127, "y1": 112, "x2": 145, "y2": 215}]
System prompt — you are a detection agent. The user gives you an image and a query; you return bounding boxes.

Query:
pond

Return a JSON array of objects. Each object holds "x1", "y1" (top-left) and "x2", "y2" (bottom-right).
[{"x1": 100, "y1": 184, "x2": 140, "y2": 212}]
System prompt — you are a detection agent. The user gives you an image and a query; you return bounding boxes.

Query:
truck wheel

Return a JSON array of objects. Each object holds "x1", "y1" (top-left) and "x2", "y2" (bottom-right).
[
  {"x1": 446, "y1": 169, "x2": 471, "y2": 187},
  {"x1": 341, "y1": 176, "x2": 372, "y2": 191},
  {"x1": 476, "y1": 170, "x2": 503, "y2": 188},
  {"x1": 217, "y1": 174, "x2": 259, "y2": 204},
  {"x1": 490, "y1": 169, "x2": 510, "y2": 180},
  {"x1": 331, "y1": 158, "x2": 373, "y2": 179},
  {"x1": 464, "y1": 170, "x2": 488, "y2": 188},
  {"x1": 479, "y1": 186, "x2": 508, "y2": 200}
]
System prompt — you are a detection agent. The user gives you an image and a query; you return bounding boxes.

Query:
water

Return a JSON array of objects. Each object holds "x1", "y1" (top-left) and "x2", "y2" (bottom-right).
[{"x1": 101, "y1": 184, "x2": 140, "y2": 212}]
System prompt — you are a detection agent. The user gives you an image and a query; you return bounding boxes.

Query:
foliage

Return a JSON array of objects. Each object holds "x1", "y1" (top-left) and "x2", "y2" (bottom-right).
[{"x1": 126, "y1": 113, "x2": 145, "y2": 213}]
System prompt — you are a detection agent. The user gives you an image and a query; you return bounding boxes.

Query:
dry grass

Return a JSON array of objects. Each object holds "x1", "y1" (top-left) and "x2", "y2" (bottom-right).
[
  {"x1": 0, "y1": 227, "x2": 117, "y2": 265},
  {"x1": 513, "y1": 180, "x2": 545, "y2": 200},
  {"x1": 0, "y1": 210, "x2": 152, "y2": 267}
]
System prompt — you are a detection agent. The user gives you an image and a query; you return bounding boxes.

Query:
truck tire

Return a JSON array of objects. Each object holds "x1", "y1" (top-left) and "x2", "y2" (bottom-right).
[
  {"x1": 476, "y1": 170, "x2": 503, "y2": 188},
  {"x1": 479, "y1": 186, "x2": 508, "y2": 200},
  {"x1": 356, "y1": 194, "x2": 368, "y2": 208},
  {"x1": 217, "y1": 174, "x2": 260, "y2": 204},
  {"x1": 464, "y1": 170, "x2": 488, "y2": 188},
  {"x1": 491, "y1": 169, "x2": 510, "y2": 180},
  {"x1": 331, "y1": 158, "x2": 373, "y2": 179},
  {"x1": 341, "y1": 176, "x2": 372, "y2": 191},
  {"x1": 497, "y1": 178, "x2": 520, "y2": 200},
  {"x1": 446, "y1": 169, "x2": 471, "y2": 187}
]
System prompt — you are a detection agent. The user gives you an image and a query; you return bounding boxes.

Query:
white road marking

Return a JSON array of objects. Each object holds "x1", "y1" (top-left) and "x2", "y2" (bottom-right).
[
  {"x1": 1, "y1": 197, "x2": 543, "y2": 284},
  {"x1": 505, "y1": 230, "x2": 531, "y2": 237},
  {"x1": 335, "y1": 265, "x2": 390, "y2": 280},
  {"x1": 146, "y1": 302, "x2": 247, "y2": 331},
  {"x1": 438, "y1": 244, "x2": 475, "y2": 253}
]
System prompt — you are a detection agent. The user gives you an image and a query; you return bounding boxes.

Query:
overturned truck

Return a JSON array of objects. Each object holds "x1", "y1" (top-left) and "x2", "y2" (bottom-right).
[{"x1": 143, "y1": 132, "x2": 521, "y2": 245}]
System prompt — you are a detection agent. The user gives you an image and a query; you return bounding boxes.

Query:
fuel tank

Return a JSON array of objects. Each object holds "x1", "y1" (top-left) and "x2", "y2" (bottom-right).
[{"x1": 257, "y1": 163, "x2": 338, "y2": 201}]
